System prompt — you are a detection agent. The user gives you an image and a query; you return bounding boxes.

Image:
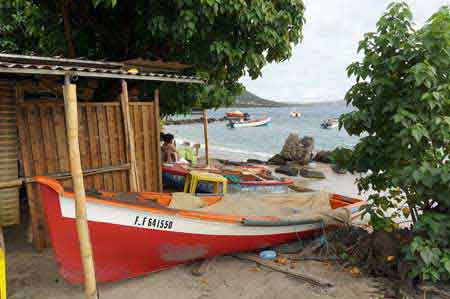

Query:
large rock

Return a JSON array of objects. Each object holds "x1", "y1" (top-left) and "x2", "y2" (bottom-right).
[
  {"x1": 299, "y1": 168, "x2": 326, "y2": 179},
  {"x1": 275, "y1": 165, "x2": 299, "y2": 176},
  {"x1": 268, "y1": 154, "x2": 286, "y2": 165},
  {"x1": 280, "y1": 133, "x2": 314, "y2": 165},
  {"x1": 314, "y1": 150, "x2": 333, "y2": 164}
]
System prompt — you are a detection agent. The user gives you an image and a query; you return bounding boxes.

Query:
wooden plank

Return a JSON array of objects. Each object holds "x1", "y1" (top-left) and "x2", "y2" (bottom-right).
[
  {"x1": 78, "y1": 106, "x2": 93, "y2": 188},
  {"x1": 53, "y1": 105, "x2": 70, "y2": 173},
  {"x1": 142, "y1": 105, "x2": 152, "y2": 190},
  {"x1": 154, "y1": 90, "x2": 163, "y2": 192},
  {"x1": 86, "y1": 106, "x2": 102, "y2": 190},
  {"x1": 115, "y1": 106, "x2": 128, "y2": 191},
  {"x1": 96, "y1": 105, "x2": 113, "y2": 191},
  {"x1": 16, "y1": 94, "x2": 45, "y2": 250},
  {"x1": 39, "y1": 105, "x2": 58, "y2": 173},
  {"x1": 132, "y1": 105, "x2": 144, "y2": 191},
  {"x1": 106, "y1": 105, "x2": 120, "y2": 191},
  {"x1": 120, "y1": 80, "x2": 139, "y2": 191}
]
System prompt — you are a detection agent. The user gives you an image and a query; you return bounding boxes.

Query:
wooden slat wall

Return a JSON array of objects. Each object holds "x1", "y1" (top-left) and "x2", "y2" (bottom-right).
[
  {"x1": 18, "y1": 101, "x2": 160, "y2": 192},
  {"x1": 0, "y1": 81, "x2": 20, "y2": 226}
]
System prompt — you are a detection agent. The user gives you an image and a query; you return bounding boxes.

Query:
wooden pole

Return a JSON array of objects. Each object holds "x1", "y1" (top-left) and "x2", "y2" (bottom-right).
[
  {"x1": 202, "y1": 109, "x2": 210, "y2": 167},
  {"x1": 154, "y1": 89, "x2": 163, "y2": 192},
  {"x1": 120, "y1": 80, "x2": 140, "y2": 192},
  {"x1": 63, "y1": 75, "x2": 98, "y2": 299},
  {"x1": 0, "y1": 164, "x2": 131, "y2": 190}
]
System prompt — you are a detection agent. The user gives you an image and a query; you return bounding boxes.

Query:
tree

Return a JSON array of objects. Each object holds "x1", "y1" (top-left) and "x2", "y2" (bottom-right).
[
  {"x1": 0, "y1": 0, "x2": 305, "y2": 115},
  {"x1": 336, "y1": 2, "x2": 450, "y2": 282}
]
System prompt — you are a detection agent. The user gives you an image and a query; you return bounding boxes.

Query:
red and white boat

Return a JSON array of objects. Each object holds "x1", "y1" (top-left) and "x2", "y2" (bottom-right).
[
  {"x1": 34, "y1": 176, "x2": 363, "y2": 284},
  {"x1": 227, "y1": 116, "x2": 271, "y2": 128},
  {"x1": 225, "y1": 111, "x2": 245, "y2": 119}
]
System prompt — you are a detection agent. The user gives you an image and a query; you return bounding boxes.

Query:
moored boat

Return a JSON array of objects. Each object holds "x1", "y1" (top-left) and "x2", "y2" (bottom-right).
[
  {"x1": 228, "y1": 116, "x2": 271, "y2": 128},
  {"x1": 34, "y1": 176, "x2": 363, "y2": 284},
  {"x1": 290, "y1": 111, "x2": 301, "y2": 118},
  {"x1": 162, "y1": 164, "x2": 293, "y2": 193},
  {"x1": 321, "y1": 118, "x2": 339, "y2": 129}
]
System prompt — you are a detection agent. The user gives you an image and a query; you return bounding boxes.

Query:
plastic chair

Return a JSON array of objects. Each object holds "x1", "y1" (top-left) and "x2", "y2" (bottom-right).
[{"x1": 184, "y1": 170, "x2": 228, "y2": 194}]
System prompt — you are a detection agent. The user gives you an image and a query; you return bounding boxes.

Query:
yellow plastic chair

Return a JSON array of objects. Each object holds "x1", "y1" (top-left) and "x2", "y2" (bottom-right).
[
  {"x1": 184, "y1": 170, "x2": 228, "y2": 194},
  {"x1": 0, "y1": 233, "x2": 5, "y2": 299}
]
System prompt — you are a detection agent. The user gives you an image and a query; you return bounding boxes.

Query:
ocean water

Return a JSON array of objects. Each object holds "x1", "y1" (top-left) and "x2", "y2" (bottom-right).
[{"x1": 165, "y1": 101, "x2": 359, "y2": 161}]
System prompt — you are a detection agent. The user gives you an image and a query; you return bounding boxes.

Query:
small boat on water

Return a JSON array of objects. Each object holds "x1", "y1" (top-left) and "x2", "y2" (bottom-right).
[
  {"x1": 225, "y1": 111, "x2": 248, "y2": 120},
  {"x1": 228, "y1": 116, "x2": 271, "y2": 128},
  {"x1": 34, "y1": 176, "x2": 363, "y2": 284},
  {"x1": 321, "y1": 118, "x2": 339, "y2": 129},
  {"x1": 162, "y1": 164, "x2": 293, "y2": 193},
  {"x1": 290, "y1": 111, "x2": 301, "y2": 118}
]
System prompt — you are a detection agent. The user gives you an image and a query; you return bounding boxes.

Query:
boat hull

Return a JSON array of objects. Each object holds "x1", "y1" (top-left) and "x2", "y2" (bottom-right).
[
  {"x1": 38, "y1": 183, "x2": 320, "y2": 284},
  {"x1": 228, "y1": 117, "x2": 271, "y2": 128}
]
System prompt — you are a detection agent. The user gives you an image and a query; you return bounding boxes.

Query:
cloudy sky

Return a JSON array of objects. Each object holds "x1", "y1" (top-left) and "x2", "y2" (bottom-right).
[{"x1": 240, "y1": 0, "x2": 450, "y2": 103}]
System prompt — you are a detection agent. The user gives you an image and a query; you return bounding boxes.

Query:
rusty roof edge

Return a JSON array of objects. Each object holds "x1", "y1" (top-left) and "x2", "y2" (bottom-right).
[
  {"x1": 0, "y1": 66, "x2": 205, "y2": 84},
  {"x1": 0, "y1": 53, "x2": 124, "y2": 68}
]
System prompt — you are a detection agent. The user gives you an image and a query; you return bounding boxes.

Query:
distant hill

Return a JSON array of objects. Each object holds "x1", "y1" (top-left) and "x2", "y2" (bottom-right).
[{"x1": 232, "y1": 91, "x2": 288, "y2": 107}]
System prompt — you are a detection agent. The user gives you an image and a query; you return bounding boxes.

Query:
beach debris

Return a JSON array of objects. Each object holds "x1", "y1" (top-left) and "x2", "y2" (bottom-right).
[
  {"x1": 299, "y1": 168, "x2": 326, "y2": 179},
  {"x1": 233, "y1": 253, "x2": 334, "y2": 288},
  {"x1": 280, "y1": 134, "x2": 314, "y2": 165},
  {"x1": 191, "y1": 257, "x2": 217, "y2": 276},
  {"x1": 275, "y1": 165, "x2": 299, "y2": 176},
  {"x1": 313, "y1": 150, "x2": 333, "y2": 164},
  {"x1": 259, "y1": 250, "x2": 277, "y2": 260},
  {"x1": 288, "y1": 185, "x2": 314, "y2": 193},
  {"x1": 274, "y1": 241, "x2": 304, "y2": 254},
  {"x1": 268, "y1": 154, "x2": 286, "y2": 165},
  {"x1": 331, "y1": 165, "x2": 346, "y2": 174}
]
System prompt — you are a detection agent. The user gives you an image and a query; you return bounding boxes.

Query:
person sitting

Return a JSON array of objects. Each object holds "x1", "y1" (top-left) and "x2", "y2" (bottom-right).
[{"x1": 161, "y1": 133, "x2": 178, "y2": 163}]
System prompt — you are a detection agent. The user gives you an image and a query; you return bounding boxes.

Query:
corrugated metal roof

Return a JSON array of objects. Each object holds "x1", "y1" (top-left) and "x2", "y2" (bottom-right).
[{"x1": 0, "y1": 53, "x2": 205, "y2": 84}]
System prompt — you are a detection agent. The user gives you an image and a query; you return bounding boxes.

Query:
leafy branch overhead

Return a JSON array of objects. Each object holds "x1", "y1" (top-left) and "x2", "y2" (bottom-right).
[
  {"x1": 0, "y1": 0, "x2": 306, "y2": 115},
  {"x1": 336, "y1": 1, "x2": 450, "y2": 282}
]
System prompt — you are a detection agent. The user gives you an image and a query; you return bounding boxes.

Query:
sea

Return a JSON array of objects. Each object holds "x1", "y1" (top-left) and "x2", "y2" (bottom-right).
[{"x1": 165, "y1": 101, "x2": 359, "y2": 162}]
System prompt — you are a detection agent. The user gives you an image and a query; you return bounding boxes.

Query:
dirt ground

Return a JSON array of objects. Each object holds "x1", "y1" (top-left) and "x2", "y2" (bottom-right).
[{"x1": 4, "y1": 164, "x2": 384, "y2": 299}]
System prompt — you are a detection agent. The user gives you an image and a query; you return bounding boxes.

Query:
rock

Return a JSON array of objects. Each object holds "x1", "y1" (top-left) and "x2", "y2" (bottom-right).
[
  {"x1": 332, "y1": 165, "x2": 346, "y2": 174},
  {"x1": 275, "y1": 165, "x2": 299, "y2": 176},
  {"x1": 268, "y1": 154, "x2": 286, "y2": 165},
  {"x1": 313, "y1": 150, "x2": 333, "y2": 164},
  {"x1": 299, "y1": 168, "x2": 326, "y2": 179},
  {"x1": 280, "y1": 133, "x2": 314, "y2": 165},
  {"x1": 246, "y1": 159, "x2": 267, "y2": 165}
]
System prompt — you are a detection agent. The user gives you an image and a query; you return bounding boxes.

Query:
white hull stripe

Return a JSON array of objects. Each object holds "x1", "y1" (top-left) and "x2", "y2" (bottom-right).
[{"x1": 59, "y1": 196, "x2": 318, "y2": 236}]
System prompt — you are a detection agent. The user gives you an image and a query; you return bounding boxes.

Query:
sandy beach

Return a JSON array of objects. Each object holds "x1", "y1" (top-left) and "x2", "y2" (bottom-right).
[{"x1": 3, "y1": 163, "x2": 385, "y2": 299}]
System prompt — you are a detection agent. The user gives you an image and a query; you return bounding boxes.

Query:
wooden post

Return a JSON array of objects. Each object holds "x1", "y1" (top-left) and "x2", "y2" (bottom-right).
[
  {"x1": 202, "y1": 110, "x2": 210, "y2": 167},
  {"x1": 154, "y1": 89, "x2": 163, "y2": 192},
  {"x1": 63, "y1": 75, "x2": 98, "y2": 299},
  {"x1": 120, "y1": 80, "x2": 140, "y2": 191}
]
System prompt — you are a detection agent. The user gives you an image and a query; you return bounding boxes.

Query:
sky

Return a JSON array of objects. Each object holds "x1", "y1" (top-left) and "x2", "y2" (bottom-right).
[{"x1": 239, "y1": 0, "x2": 450, "y2": 103}]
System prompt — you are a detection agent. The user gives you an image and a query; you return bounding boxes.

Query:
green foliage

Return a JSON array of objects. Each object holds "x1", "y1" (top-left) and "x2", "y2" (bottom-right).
[
  {"x1": 335, "y1": 2, "x2": 450, "y2": 282},
  {"x1": 0, "y1": 0, "x2": 305, "y2": 115}
]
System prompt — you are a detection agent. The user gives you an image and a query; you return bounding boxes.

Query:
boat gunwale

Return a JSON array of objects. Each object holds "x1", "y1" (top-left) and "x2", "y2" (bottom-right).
[{"x1": 34, "y1": 176, "x2": 364, "y2": 226}]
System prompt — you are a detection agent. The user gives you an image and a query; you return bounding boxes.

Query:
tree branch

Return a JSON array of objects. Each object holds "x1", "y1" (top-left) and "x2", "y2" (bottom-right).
[{"x1": 61, "y1": 0, "x2": 76, "y2": 58}]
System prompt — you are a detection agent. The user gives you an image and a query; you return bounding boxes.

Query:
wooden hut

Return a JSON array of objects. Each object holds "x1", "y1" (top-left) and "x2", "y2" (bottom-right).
[{"x1": 0, "y1": 53, "x2": 204, "y2": 250}]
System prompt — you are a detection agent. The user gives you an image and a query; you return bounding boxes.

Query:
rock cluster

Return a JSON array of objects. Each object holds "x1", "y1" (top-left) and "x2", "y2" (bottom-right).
[
  {"x1": 269, "y1": 133, "x2": 314, "y2": 166},
  {"x1": 166, "y1": 117, "x2": 227, "y2": 125}
]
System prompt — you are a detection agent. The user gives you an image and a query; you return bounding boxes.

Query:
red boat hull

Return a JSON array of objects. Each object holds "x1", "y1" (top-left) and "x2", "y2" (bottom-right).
[{"x1": 38, "y1": 184, "x2": 319, "y2": 284}]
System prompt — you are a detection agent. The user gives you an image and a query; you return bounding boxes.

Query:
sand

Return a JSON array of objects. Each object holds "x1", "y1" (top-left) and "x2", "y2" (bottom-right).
[{"x1": 4, "y1": 163, "x2": 384, "y2": 299}]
